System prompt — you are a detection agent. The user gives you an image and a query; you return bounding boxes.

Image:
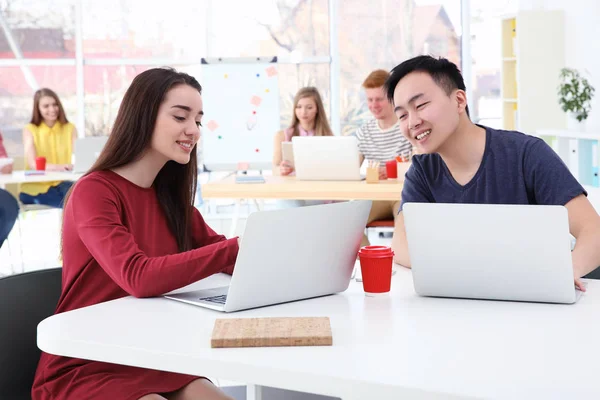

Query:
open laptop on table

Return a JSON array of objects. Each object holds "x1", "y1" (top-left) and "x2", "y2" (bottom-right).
[
  {"x1": 165, "y1": 200, "x2": 372, "y2": 312},
  {"x1": 292, "y1": 136, "x2": 363, "y2": 181},
  {"x1": 73, "y1": 136, "x2": 108, "y2": 173},
  {"x1": 403, "y1": 203, "x2": 585, "y2": 304}
]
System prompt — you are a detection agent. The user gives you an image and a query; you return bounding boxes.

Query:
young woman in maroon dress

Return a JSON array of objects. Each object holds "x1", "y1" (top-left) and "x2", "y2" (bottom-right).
[{"x1": 32, "y1": 68, "x2": 238, "y2": 400}]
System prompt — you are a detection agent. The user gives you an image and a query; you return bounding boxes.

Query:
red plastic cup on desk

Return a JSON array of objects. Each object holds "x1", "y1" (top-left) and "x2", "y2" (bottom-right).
[
  {"x1": 385, "y1": 160, "x2": 398, "y2": 179},
  {"x1": 358, "y1": 245, "x2": 394, "y2": 296},
  {"x1": 35, "y1": 156, "x2": 46, "y2": 171}
]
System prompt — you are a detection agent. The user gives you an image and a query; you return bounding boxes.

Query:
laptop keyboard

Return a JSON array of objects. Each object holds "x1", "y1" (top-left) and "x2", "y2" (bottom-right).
[{"x1": 200, "y1": 294, "x2": 227, "y2": 304}]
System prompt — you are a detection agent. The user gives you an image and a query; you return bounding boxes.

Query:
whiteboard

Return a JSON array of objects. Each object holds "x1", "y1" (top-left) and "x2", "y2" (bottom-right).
[{"x1": 200, "y1": 57, "x2": 280, "y2": 171}]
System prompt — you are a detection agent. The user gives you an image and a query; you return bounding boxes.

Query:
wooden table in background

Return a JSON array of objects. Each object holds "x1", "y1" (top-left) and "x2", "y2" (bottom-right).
[
  {"x1": 202, "y1": 175, "x2": 403, "y2": 201},
  {"x1": 202, "y1": 175, "x2": 403, "y2": 237}
]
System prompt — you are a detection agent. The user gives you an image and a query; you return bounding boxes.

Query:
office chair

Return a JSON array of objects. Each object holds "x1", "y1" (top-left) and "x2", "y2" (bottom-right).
[{"x1": 0, "y1": 268, "x2": 62, "y2": 399}]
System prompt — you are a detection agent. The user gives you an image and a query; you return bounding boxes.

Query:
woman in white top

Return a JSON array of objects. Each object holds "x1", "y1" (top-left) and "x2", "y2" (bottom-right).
[
  {"x1": 272, "y1": 87, "x2": 334, "y2": 208},
  {"x1": 272, "y1": 87, "x2": 333, "y2": 176}
]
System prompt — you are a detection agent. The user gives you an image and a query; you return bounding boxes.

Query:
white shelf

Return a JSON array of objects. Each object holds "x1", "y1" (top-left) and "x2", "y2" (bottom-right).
[
  {"x1": 501, "y1": 11, "x2": 566, "y2": 133},
  {"x1": 537, "y1": 130, "x2": 600, "y2": 141}
]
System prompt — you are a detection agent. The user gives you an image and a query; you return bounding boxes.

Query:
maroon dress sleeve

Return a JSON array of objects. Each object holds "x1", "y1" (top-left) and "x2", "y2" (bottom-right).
[
  {"x1": 191, "y1": 207, "x2": 237, "y2": 275},
  {"x1": 70, "y1": 177, "x2": 239, "y2": 298}
]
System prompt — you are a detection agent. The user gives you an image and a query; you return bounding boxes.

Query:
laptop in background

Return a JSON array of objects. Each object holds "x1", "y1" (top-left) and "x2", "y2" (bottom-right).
[
  {"x1": 165, "y1": 200, "x2": 372, "y2": 312},
  {"x1": 403, "y1": 203, "x2": 584, "y2": 304},
  {"x1": 73, "y1": 136, "x2": 108, "y2": 173},
  {"x1": 292, "y1": 136, "x2": 363, "y2": 181}
]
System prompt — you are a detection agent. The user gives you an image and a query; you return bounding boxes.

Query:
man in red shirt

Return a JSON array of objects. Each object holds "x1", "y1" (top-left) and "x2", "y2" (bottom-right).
[{"x1": 0, "y1": 130, "x2": 19, "y2": 249}]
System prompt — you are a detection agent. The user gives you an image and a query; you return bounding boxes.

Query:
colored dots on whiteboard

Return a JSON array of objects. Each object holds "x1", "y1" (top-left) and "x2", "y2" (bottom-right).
[
  {"x1": 206, "y1": 120, "x2": 219, "y2": 131},
  {"x1": 265, "y1": 66, "x2": 277, "y2": 77},
  {"x1": 250, "y1": 96, "x2": 262, "y2": 106}
]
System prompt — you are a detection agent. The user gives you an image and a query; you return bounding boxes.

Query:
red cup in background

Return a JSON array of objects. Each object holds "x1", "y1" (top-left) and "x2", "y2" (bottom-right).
[
  {"x1": 385, "y1": 160, "x2": 398, "y2": 179},
  {"x1": 35, "y1": 156, "x2": 46, "y2": 171},
  {"x1": 358, "y1": 245, "x2": 394, "y2": 296}
]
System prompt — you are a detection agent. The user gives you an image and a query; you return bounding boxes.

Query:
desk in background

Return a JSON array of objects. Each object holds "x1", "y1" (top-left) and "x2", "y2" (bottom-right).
[
  {"x1": 37, "y1": 268, "x2": 600, "y2": 400},
  {"x1": 0, "y1": 171, "x2": 83, "y2": 189},
  {"x1": 202, "y1": 176, "x2": 403, "y2": 237},
  {"x1": 202, "y1": 175, "x2": 403, "y2": 201}
]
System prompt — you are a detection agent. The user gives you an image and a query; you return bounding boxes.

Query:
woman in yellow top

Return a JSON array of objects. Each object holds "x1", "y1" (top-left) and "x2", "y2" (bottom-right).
[{"x1": 20, "y1": 88, "x2": 77, "y2": 208}]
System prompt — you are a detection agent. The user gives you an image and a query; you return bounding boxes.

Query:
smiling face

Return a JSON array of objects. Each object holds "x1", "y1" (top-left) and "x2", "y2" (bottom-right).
[
  {"x1": 393, "y1": 71, "x2": 466, "y2": 154},
  {"x1": 365, "y1": 86, "x2": 394, "y2": 120},
  {"x1": 38, "y1": 95, "x2": 60, "y2": 124},
  {"x1": 149, "y1": 84, "x2": 203, "y2": 165}
]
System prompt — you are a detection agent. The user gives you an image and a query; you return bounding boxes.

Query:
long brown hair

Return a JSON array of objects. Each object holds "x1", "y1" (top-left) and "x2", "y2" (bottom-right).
[
  {"x1": 288, "y1": 87, "x2": 333, "y2": 137},
  {"x1": 64, "y1": 67, "x2": 201, "y2": 252},
  {"x1": 30, "y1": 88, "x2": 69, "y2": 126}
]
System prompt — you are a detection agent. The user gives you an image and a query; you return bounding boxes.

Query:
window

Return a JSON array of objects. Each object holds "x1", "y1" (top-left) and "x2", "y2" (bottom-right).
[
  {"x1": 206, "y1": 0, "x2": 329, "y2": 59},
  {"x1": 0, "y1": 0, "x2": 75, "y2": 59},
  {"x1": 470, "y1": 0, "x2": 518, "y2": 128},
  {"x1": 81, "y1": 0, "x2": 206, "y2": 59},
  {"x1": 0, "y1": 66, "x2": 77, "y2": 156},
  {"x1": 1, "y1": 0, "x2": 467, "y2": 152},
  {"x1": 0, "y1": 0, "x2": 77, "y2": 155},
  {"x1": 83, "y1": 65, "x2": 152, "y2": 136},
  {"x1": 339, "y1": 0, "x2": 462, "y2": 136}
]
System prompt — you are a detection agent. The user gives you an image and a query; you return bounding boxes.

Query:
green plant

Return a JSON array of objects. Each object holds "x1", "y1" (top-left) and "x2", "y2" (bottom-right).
[{"x1": 558, "y1": 68, "x2": 595, "y2": 122}]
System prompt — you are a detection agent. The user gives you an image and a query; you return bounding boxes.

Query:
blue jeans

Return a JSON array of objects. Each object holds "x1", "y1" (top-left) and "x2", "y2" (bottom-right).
[
  {"x1": 0, "y1": 188, "x2": 19, "y2": 249},
  {"x1": 19, "y1": 181, "x2": 74, "y2": 209}
]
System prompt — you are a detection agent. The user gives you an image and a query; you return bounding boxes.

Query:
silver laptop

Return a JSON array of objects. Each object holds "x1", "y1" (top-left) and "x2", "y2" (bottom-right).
[
  {"x1": 292, "y1": 136, "x2": 363, "y2": 181},
  {"x1": 164, "y1": 200, "x2": 372, "y2": 312},
  {"x1": 73, "y1": 136, "x2": 108, "y2": 173},
  {"x1": 403, "y1": 203, "x2": 584, "y2": 304}
]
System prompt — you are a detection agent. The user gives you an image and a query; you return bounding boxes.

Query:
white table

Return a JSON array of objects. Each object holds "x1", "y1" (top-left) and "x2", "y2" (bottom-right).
[
  {"x1": 37, "y1": 268, "x2": 600, "y2": 400},
  {"x1": 0, "y1": 171, "x2": 82, "y2": 189}
]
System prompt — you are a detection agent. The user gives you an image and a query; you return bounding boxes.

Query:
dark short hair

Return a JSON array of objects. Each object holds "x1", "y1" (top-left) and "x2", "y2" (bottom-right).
[{"x1": 385, "y1": 55, "x2": 469, "y2": 116}]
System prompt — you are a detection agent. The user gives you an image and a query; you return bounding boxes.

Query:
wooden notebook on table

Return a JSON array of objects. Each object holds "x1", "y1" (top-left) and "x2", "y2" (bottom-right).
[{"x1": 211, "y1": 317, "x2": 332, "y2": 348}]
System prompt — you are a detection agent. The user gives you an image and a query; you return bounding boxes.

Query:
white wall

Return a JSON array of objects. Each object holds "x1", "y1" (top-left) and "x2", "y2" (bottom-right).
[{"x1": 518, "y1": 0, "x2": 600, "y2": 133}]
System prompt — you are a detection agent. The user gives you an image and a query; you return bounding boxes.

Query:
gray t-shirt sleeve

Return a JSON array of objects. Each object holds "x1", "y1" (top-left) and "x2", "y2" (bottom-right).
[{"x1": 524, "y1": 139, "x2": 587, "y2": 205}]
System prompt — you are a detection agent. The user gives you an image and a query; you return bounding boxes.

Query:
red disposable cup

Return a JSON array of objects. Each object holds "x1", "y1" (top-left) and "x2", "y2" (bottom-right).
[
  {"x1": 35, "y1": 156, "x2": 46, "y2": 171},
  {"x1": 358, "y1": 245, "x2": 394, "y2": 296},
  {"x1": 385, "y1": 160, "x2": 398, "y2": 179}
]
